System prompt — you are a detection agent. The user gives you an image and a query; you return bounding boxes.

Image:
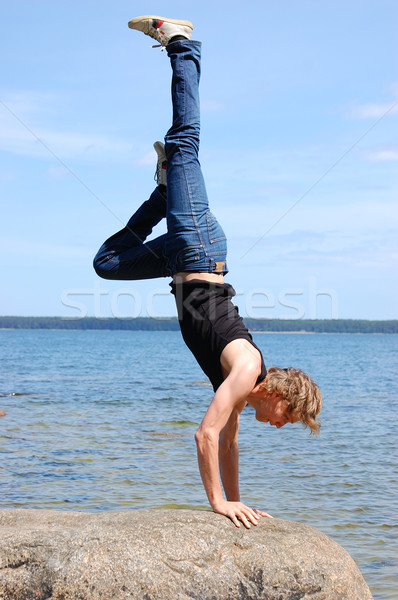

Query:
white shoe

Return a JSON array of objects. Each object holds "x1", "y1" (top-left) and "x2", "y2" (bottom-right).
[
  {"x1": 153, "y1": 141, "x2": 167, "y2": 187},
  {"x1": 128, "y1": 15, "x2": 193, "y2": 47}
]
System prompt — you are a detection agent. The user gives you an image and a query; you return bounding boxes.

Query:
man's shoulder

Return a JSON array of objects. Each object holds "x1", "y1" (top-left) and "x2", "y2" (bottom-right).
[{"x1": 221, "y1": 339, "x2": 262, "y2": 375}]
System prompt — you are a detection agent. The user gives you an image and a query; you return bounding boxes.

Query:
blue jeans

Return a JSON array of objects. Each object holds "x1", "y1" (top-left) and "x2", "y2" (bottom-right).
[{"x1": 93, "y1": 40, "x2": 228, "y2": 280}]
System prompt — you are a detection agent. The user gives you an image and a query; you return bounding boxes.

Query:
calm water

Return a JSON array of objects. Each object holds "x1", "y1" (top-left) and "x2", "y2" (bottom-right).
[{"x1": 0, "y1": 330, "x2": 397, "y2": 599}]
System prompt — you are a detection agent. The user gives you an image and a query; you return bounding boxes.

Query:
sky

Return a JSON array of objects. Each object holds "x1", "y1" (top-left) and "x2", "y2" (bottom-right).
[{"x1": 1, "y1": 0, "x2": 397, "y2": 320}]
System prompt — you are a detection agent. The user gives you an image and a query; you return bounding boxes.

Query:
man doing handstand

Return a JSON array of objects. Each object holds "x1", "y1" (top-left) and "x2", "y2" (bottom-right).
[{"x1": 93, "y1": 16, "x2": 322, "y2": 529}]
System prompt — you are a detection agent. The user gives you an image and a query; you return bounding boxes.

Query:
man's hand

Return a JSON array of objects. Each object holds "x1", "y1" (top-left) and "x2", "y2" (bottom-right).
[{"x1": 212, "y1": 499, "x2": 273, "y2": 529}]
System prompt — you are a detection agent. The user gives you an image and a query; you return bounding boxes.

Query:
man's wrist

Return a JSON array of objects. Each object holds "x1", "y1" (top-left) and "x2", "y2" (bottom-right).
[
  {"x1": 211, "y1": 498, "x2": 226, "y2": 511},
  {"x1": 209, "y1": 493, "x2": 224, "y2": 509}
]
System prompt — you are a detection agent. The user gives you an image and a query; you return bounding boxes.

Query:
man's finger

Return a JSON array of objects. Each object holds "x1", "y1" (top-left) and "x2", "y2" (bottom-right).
[
  {"x1": 240, "y1": 514, "x2": 251, "y2": 529},
  {"x1": 245, "y1": 512, "x2": 258, "y2": 526},
  {"x1": 230, "y1": 514, "x2": 241, "y2": 528}
]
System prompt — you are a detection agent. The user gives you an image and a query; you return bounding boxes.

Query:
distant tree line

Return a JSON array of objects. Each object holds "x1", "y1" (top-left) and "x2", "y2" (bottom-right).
[
  {"x1": 0, "y1": 316, "x2": 397, "y2": 333},
  {"x1": 0, "y1": 316, "x2": 179, "y2": 331}
]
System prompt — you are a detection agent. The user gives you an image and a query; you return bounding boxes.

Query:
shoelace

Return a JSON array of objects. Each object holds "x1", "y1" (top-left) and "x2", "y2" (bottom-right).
[
  {"x1": 154, "y1": 160, "x2": 167, "y2": 184},
  {"x1": 145, "y1": 26, "x2": 167, "y2": 49}
]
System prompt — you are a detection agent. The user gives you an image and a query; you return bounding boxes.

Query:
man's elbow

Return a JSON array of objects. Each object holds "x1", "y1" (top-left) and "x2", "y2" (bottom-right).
[{"x1": 195, "y1": 427, "x2": 218, "y2": 450}]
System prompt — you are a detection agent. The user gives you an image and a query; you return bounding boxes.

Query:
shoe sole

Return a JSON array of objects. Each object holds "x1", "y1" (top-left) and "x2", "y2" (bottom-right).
[{"x1": 128, "y1": 15, "x2": 193, "y2": 30}]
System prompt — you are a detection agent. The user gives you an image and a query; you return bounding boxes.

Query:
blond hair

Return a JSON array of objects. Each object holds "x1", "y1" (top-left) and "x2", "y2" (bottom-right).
[{"x1": 259, "y1": 367, "x2": 322, "y2": 434}]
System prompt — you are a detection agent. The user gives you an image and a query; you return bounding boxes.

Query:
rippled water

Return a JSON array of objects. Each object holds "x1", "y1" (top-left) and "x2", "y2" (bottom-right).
[{"x1": 1, "y1": 330, "x2": 397, "y2": 598}]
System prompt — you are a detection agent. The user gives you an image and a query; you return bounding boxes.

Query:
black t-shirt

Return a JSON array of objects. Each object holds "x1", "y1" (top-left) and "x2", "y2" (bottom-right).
[{"x1": 170, "y1": 280, "x2": 267, "y2": 392}]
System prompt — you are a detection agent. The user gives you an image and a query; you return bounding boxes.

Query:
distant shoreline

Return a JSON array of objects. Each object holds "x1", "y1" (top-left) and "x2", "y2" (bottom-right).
[
  {"x1": 0, "y1": 329, "x2": 393, "y2": 335},
  {"x1": 0, "y1": 316, "x2": 397, "y2": 334},
  {"x1": 251, "y1": 331, "x2": 391, "y2": 335}
]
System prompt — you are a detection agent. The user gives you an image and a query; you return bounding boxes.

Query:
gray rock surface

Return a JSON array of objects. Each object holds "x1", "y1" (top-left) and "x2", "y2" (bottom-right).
[{"x1": 0, "y1": 508, "x2": 373, "y2": 600}]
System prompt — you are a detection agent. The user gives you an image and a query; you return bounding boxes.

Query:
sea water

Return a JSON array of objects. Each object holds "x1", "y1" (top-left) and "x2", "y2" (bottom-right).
[{"x1": 0, "y1": 329, "x2": 397, "y2": 599}]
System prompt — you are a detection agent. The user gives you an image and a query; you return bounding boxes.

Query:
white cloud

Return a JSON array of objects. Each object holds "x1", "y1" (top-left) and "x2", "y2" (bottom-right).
[
  {"x1": 134, "y1": 149, "x2": 157, "y2": 167},
  {"x1": 0, "y1": 168, "x2": 16, "y2": 182},
  {"x1": 0, "y1": 90, "x2": 57, "y2": 117},
  {"x1": 365, "y1": 149, "x2": 398, "y2": 162},
  {"x1": 350, "y1": 85, "x2": 398, "y2": 119},
  {"x1": 44, "y1": 165, "x2": 72, "y2": 180},
  {"x1": 0, "y1": 237, "x2": 92, "y2": 266},
  {"x1": 353, "y1": 101, "x2": 398, "y2": 119},
  {"x1": 0, "y1": 91, "x2": 134, "y2": 162},
  {"x1": 233, "y1": 228, "x2": 398, "y2": 270},
  {"x1": 0, "y1": 118, "x2": 133, "y2": 162},
  {"x1": 201, "y1": 99, "x2": 226, "y2": 112}
]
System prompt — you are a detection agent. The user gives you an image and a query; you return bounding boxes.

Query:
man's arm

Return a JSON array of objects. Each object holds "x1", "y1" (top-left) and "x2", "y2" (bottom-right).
[
  {"x1": 195, "y1": 359, "x2": 262, "y2": 528},
  {"x1": 219, "y1": 408, "x2": 241, "y2": 501}
]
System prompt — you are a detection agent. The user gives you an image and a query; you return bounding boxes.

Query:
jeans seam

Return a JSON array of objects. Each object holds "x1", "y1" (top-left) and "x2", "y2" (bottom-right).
[{"x1": 179, "y1": 52, "x2": 205, "y2": 250}]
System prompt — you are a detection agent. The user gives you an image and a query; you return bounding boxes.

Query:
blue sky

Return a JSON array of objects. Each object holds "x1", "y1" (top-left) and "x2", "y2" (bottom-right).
[{"x1": 1, "y1": 0, "x2": 397, "y2": 319}]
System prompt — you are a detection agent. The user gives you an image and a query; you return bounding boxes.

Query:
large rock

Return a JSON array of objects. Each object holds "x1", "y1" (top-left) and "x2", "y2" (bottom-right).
[{"x1": 0, "y1": 509, "x2": 372, "y2": 600}]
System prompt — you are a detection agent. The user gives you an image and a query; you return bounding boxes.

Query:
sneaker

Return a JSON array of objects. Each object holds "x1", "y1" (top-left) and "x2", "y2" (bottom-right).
[
  {"x1": 153, "y1": 141, "x2": 167, "y2": 187},
  {"x1": 128, "y1": 15, "x2": 193, "y2": 47}
]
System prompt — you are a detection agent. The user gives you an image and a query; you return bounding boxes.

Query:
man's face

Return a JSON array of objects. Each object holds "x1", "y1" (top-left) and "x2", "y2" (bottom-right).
[{"x1": 254, "y1": 394, "x2": 299, "y2": 429}]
